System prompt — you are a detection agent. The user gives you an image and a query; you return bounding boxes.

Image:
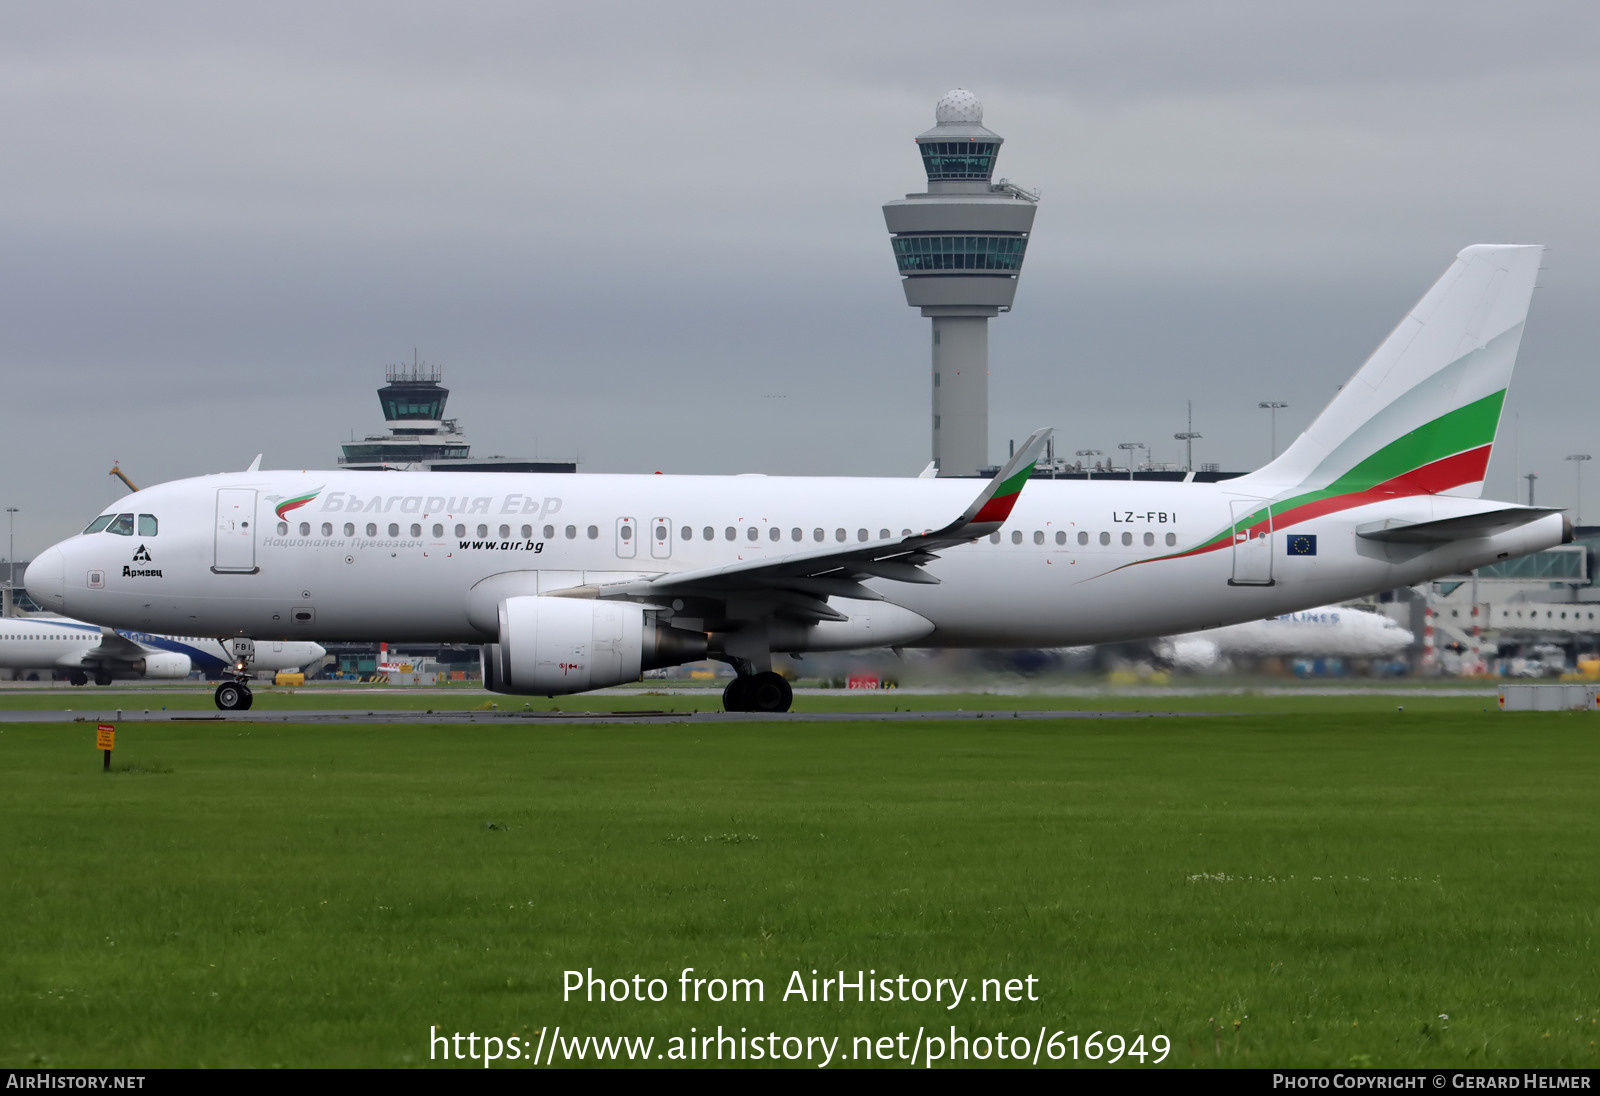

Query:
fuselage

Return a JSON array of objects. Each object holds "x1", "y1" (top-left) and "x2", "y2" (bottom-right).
[{"x1": 29, "y1": 468, "x2": 1566, "y2": 651}]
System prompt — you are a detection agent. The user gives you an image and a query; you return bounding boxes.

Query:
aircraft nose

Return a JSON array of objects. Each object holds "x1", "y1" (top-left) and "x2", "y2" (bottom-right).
[{"x1": 29, "y1": 544, "x2": 67, "y2": 612}]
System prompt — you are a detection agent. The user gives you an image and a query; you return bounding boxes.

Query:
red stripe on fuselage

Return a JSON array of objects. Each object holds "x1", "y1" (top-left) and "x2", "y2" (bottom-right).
[{"x1": 1147, "y1": 444, "x2": 1494, "y2": 563}]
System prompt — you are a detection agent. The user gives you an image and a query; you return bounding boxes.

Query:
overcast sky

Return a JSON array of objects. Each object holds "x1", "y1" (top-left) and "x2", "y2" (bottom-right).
[{"x1": 4, "y1": 1, "x2": 1599, "y2": 558}]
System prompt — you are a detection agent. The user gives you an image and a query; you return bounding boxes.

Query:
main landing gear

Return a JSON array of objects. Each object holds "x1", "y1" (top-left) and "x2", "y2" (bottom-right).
[
  {"x1": 722, "y1": 671, "x2": 793, "y2": 714},
  {"x1": 214, "y1": 637, "x2": 255, "y2": 711}
]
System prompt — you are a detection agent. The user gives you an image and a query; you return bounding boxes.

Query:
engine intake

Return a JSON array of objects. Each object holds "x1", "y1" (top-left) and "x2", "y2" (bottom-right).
[
  {"x1": 133, "y1": 652, "x2": 192, "y2": 679},
  {"x1": 481, "y1": 596, "x2": 707, "y2": 696}
]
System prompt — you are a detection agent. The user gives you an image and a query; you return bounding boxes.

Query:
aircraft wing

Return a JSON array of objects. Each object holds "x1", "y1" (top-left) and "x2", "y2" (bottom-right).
[
  {"x1": 555, "y1": 429, "x2": 1052, "y2": 624},
  {"x1": 77, "y1": 629, "x2": 159, "y2": 665}
]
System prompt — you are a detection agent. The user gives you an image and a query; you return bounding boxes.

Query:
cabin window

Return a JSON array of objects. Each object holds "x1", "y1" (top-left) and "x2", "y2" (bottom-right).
[
  {"x1": 747, "y1": 526, "x2": 759, "y2": 542},
  {"x1": 367, "y1": 523, "x2": 378, "y2": 537},
  {"x1": 411, "y1": 524, "x2": 422, "y2": 537},
  {"x1": 107, "y1": 513, "x2": 135, "y2": 536},
  {"x1": 345, "y1": 523, "x2": 356, "y2": 537},
  {"x1": 1056, "y1": 531, "x2": 1066, "y2": 545},
  {"x1": 1144, "y1": 532, "x2": 1155, "y2": 546},
  {"x1": 1077, "y1": 531, "x2": 1088, "y2": 545},
  {"x1": 1034, "y1": 531, "x2": 1045, "y2": 545},
  {"x1": 880, "y1": 529, "x2": 890, "y2": 540},
  {"x1": 565, "y1": 525, "x2": 577, "y2": 539},
  {"x1": 857, "y1": 529, "x2": 868, "y2": 542},
  {"x1": 621, "y1": 523, "x2": 635, "y2": 542},
  {"x1": 813, "y1": 528, "x2": 824, "y2": 542},
  {"x1": 83, "y1": 515, "x2": 116, "y2": 535},
  {"x1": 1166, "y1": 532, "x2": 1177, "y2": 547},
  {"x1": 769, "y1": 527, "x2": 781, "y2": 542},
  {"x1": 477, "y1": 525, "x2": 488, "y2": 538},
  {"x1": 681, "y1": 526, "x2": 692, "y2": 541},
  {"x1": 138, "y1": 514, "x2": 158, "y2": 536},
  {"x1": 655, "y1": 524, "x2": 668, "y2": 541},
  {"x1": 1099, "y1": 532, "x2": 1110, "y2": 546},
  {"x1": 277, "y1": 522, "x2": 289, "y2": 535},
  {"x1": 520, "y1": 525, "x2": 531, "y2": 539},
  {"x1": 499, "y1": 525, "x2": 511, "y2": 539},
  {"x1": 587, "y1": 526, "x2": 598, "y2": 540},
  {"x1": 385, "y1": 523, "x2": 397, "y2": 537},
  {"x1": 321, "y1": 523, "x2": 332, "y2": 537},
  {"x1": 544, "y1": 525, "x2": 555, "y2": 539},
  {"x1": 434, "y1": 524, "x2": 445, "y2": 538},
  {"x1": 835, "y1": 528, "x2": 846, "y2": 542},
  {"x1": 299, "y1": 522, "x2": 311, "y2": 536},
  {"x1": 989, "y1": 532, "x2": 1001, "y2": 544},
  {"x1": 1121, "y1": 532, "x2": 1133, "y2": 546},
  {"x1": 792, "y1": 528, "x2": 802, "y2": 542},
  {"x1": 456, "y1": 524, "x2": 467, "y2": 538},
  {"x1": 725, "y1": 526, "x2": 736, "y2": 541}
]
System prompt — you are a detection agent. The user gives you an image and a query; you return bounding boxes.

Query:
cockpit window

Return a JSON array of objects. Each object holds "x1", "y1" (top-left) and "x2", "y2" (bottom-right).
[
  {"x1": 83, "y1": 515, "x2": 115, "y2": 535},
  {"x1": 138, "y1": 514, "x2": 158, "y2": 536},
  {"x1": 106, "y1": 513, "x2": 135, "y2": 536}
]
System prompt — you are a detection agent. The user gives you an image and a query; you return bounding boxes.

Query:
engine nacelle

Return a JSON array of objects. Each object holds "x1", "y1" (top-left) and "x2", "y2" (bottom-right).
[
  {"x1": 134, "y1": 652, "x2": 192, "y2": 679},
  {"x1": 481, "y1": 596, "x2": 707, "y2": 696}
]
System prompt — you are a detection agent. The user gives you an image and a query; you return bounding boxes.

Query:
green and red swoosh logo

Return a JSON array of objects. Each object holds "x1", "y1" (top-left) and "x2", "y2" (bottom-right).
[{"x1": 274, "y1": 488, "x2": 323, "y2": 521}]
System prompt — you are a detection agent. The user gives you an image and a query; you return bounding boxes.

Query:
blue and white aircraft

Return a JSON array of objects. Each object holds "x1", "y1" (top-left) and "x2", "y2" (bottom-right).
[{"x1": 0, "y1": 614, "x2": 324, "y2": 686}]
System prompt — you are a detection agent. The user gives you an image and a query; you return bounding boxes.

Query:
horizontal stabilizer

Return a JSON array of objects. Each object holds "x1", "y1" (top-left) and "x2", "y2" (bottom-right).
[{"x1": 1356, "y1": 507, "x2": 1563, "y2": 544}]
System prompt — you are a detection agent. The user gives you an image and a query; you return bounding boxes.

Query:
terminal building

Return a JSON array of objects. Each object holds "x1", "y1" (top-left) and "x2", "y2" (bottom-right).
[
  {"x1": 339, "y1": 360, "x2": 576, "y2": 474},
  {"x1": 884, "y1": 89, "x2": 1039, "y2": 477}
]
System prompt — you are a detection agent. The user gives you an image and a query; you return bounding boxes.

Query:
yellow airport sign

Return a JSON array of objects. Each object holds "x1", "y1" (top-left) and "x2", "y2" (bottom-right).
[{"x1": 96, "y1": 724, "x2": 115, "y2": 751}]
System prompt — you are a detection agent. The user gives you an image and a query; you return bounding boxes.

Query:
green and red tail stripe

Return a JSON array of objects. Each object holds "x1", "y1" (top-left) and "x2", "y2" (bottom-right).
[{"x1": 1127, "y1": 390, "x2": 1503, "y2": 569}]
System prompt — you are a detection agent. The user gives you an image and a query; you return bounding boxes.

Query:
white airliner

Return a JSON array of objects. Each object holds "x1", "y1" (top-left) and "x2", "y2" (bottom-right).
[
  {"x1": 0, "y1": 614, "x2": 325, "y2": 689},
  {"x1": 28, "y1": 246, "x2": 1568, "y2": 712},
  {"x1": 1157, "y1": 606, "x2": 1413, "y2": 670}
]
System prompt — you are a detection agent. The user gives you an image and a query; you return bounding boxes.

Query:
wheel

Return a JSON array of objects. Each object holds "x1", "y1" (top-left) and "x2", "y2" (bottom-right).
[
  {"x1": 746, "y1": 672, "x2": 792, "y2": 713},
  {"x1": 722, "y1": 676, "x2": 751, "y2": 713},
  {"x1": 240, "y1": 685, "x2": 254, "y2": 710},
  {"x1": 69, "y1": 671, "x2": 89, "y2": 686},
  {"x1": 215, "y1": 682, "x2": 247, "y2": 711},
  {"x1": 93, "y1": 671, "x2": 114, "y2": 686}
]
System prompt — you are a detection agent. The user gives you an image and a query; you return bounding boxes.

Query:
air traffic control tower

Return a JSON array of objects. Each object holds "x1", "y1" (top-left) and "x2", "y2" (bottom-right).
[{"x1": 884, "y1": 89, "x2": 1038, "y2": 476}]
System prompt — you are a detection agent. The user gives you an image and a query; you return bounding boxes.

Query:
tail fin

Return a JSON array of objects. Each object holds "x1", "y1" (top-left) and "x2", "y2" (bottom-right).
[{"x1": 1235, "y1": 244, "x2": 1543, "y2": 501}]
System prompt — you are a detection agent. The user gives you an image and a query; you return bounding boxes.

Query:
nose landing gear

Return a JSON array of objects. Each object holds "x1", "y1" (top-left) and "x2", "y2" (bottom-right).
[{"x1": 214, "y1": 638, "x2": 255, "y2": 711}]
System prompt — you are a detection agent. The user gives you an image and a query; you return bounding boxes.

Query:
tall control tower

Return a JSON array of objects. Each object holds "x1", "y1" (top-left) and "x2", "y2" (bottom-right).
[{"x1": 884, "y1": 89, "x2": 1038, "y2": 476}]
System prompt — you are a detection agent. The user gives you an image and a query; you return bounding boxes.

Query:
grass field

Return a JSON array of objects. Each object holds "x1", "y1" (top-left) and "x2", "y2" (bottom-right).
[{"x1": 2, "y1": 695, "x2": 1597, "y2": 1069}]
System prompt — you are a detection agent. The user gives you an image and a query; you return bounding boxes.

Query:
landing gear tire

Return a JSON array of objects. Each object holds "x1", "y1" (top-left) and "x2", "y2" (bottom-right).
[
  {"x1": 215, "y1": 682, "x2": 252, "y2": 711},
  {"x1": 93, "y1": 671, "x2": 114, "y2": 686},
  {"x1": 723, "y1": 672, "x2": 792, "y2": 713},
  {"x1": 69, "y1": 671, "x2": 88, "y2": 687}
]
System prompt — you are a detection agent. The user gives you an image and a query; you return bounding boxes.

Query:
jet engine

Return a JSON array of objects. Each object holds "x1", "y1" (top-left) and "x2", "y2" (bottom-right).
[
  {"x1": 133, "y1": 652, "x2": 193, "y2": 679},
  {"x1": 481, "y1": 596, "x2": 707, "y2": 696}
]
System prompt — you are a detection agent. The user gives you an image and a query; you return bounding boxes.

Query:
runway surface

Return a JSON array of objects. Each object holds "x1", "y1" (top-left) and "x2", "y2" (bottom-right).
[{"x1": 0, "y1": 706, "x2": 1204, "y2": 725}]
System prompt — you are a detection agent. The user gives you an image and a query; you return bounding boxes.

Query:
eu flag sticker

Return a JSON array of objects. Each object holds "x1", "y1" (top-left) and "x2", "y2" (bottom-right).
[{"x1": 1287, "y1": 534, "x2": 1317, "y2": 556}]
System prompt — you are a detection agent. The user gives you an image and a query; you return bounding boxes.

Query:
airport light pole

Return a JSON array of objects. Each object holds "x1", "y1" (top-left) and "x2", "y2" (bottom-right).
[
  {"x1": 1174, "y1": 400, "x2": 1201, "y2": 473},
  {"x1": 1567, "y1": 454, "x2": 1591, "y2": 526},
  {"x1": 5, "y1": 507, "x2": 16, "y2": 615},
  {"x1": 1117, "y1": 442, "x2": 1144, "y2": 480},
  {"x1": 1525, "y1": 472, "x2": 1537, "y2": 507},
  {"x1": 1075, "y1": 449, "x2": 1102, "y2": 481},
  {"x1": 1259, "y1": 401, "x2": 1289, "y2": 459}
]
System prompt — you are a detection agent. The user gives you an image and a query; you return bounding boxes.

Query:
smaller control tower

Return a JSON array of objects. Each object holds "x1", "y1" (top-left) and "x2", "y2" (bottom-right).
[{"x1": 884, "y1": 89, "x2": 1038, "y2": 476}]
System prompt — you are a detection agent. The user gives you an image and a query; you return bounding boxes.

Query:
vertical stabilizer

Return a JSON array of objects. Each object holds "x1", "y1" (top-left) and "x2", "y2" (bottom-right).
[{"x1": 1236, "y1": 245, "x2": 1543, "y2": 501}]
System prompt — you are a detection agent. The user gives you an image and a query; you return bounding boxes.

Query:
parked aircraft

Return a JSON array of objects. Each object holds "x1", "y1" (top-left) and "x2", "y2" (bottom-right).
[
  {"x1": 0, "y1": 614, "x2": 324, "y2": 686},
  {"x1": 1157, "y1": 605, "x2": 1413, "y2": 670},
  {"x1": 28, "y1": 246, "x2": 1567, "y2": 712}
]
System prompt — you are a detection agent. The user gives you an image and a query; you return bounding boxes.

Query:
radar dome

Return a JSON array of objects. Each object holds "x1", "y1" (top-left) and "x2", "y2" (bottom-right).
[{"x1": 935, "y1": 88, "x2": 983, "y2": 125}]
